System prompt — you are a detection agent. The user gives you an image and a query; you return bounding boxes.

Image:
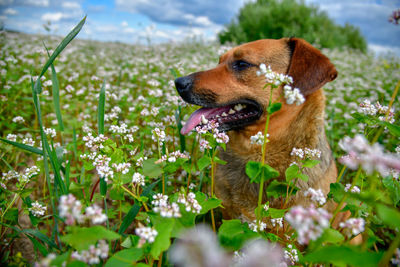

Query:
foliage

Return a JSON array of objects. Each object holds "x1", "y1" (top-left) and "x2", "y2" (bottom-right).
[{"x1": 218, "y1": 0, "x2": 368, "y2": 52}]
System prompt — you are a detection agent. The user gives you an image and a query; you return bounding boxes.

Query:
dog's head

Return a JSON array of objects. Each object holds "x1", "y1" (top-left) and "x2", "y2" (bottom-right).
[{"x1": 175, "y1": 38, "x2": 337, "y2": 135}]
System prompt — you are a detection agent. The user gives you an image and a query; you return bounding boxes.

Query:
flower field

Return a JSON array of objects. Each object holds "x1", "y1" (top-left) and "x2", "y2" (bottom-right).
[{"x1": 0, "y1": 18, "x2": 400, "y2": 266}]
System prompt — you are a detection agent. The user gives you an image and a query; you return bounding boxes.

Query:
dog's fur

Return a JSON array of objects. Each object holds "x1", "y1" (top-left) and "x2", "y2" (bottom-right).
[{"x1": 175, "y1": 37, "x2": 339, "y2": 222}]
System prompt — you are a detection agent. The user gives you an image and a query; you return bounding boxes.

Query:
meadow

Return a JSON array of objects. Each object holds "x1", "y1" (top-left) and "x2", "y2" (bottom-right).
[{"x1": 0, "y1": 18, "x2": 400, "y2": 266}]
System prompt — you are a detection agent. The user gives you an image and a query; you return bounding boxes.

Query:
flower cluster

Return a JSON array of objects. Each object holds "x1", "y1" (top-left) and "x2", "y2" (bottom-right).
[
  {"x1": 152, "y1": 127, "x2": 166, "y2": 144},
  {"x1": 285, "y1": 205, "x2": 331, "y2": 245},
  {"x1": 43, "y1": 127, "x2": 56, "y2": 138},
  {"x1": 132, "y1": 172, "x2": 145, "y2": 186},
  {"x1": 93, "y1": 154, "x2": 113, "y2": 182},
  {"x1": 135, "y1": 226, "x2": 158, "y2": 244},
  {"x1": 29, "y1": 201, "x2": 47, "y2": 217},
  {"x1": 109, "y1": 123, "x2": 135, "y2": 142},
  {"x1": 391, "y1": 248, "x2": 400, "y2": 266},
  {"x1": 359, "y1": 99, "x2": 395, "y2": 123},
  {"x1": 250, "y1": 131, "x2": 269, "y2": 145},
  {"x1": 71, "y1": 240, "x2": 109, "y2": 265},
  {"x1": 344, "y1": 184, "x2": 361, "y2": 193},
  {"x1": 284, "y1": 244, "x2": 299, "y2": 266},
  {"x1": 112, "y1": 162, "x2": 131, "y2": 174},
  {"x1": 257, "y1": 64, "x2": 305, "y2": 106},
  {"x1": 195, "y1": 120, "x2": 229, "y2": 144},
  {"x1": 303, "y1": 188, "x2": 326, "y2": 205},
  {"x1": 152, "y1": 193, "x2": 181, "y2": 218},
  {"x1": 59, "y1": 194, "x2": 107, "y2": 225},
  {"x1": 12, "y1": 116, "x2": 25, "y2": 123},
  {"x1": 248, "y1": 220, "x2": 267, "y2": 232},
  {"x1": 82, "y1": 133, "x2": 108, "y2": 151},
  {"x1": 339, "y1": 134, "x2": 400, "y2": 177},
  {"x1": 271, "y1": 217, "x2": 283, "y2": 228},
  {"x1": 157, "y1": 150, "x2": 189, "y2": 163},
  {"x1": 177, "y1": 192, "x2": 202, "y2": 213},
  {"x1": 339, "y1": 218, "x2": 365, "y2": 237},
  {"x1": 199, "y1": 139, "x2": 211, "y2": 152},
  {"x1": 291, "y1": 147, "x2": 321, "y2": 160}
]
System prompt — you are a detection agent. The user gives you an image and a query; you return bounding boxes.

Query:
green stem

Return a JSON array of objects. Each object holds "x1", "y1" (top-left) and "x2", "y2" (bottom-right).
[
  {"x1": 330, "y1": 167, "x2": 362, "y2": 224},
  {"x1": 336, "y1": 165, "x2": 347, "y2": 183},
  {"x1": 210, "y1": 149, "x2": 217, "y2": 232}
]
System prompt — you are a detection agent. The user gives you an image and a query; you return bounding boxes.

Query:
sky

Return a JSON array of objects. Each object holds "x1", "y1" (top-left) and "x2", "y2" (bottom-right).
[{"x1": 0, "y1": 0, "x2": 399, "y2": 55}]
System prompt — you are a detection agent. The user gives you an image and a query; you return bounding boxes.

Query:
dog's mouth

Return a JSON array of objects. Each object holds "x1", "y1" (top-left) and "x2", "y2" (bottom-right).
[{"x1": 181, "y1": 99, "x2": 263, "y2": 135}]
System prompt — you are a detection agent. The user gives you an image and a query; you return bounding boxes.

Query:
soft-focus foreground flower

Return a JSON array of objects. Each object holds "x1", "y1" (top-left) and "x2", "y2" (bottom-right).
[
  {"x1": 339, "y1": 218, "x2": 365, "y2": 237},
  {"x1": 58, "y1": 194, "x2": 107, "y2": 225},
  {"x1": 170, "y1": 225, "x2": 287, "y2": 267},
  {"x1": 339, "y1": 134, "x2": 400, "y2": 177},
  {"x1": 71, "y1": 240, "x2": 109, "y2": 265},
  {"x1": 285, "y1": 205, "x2": 331, "y2": 245}
]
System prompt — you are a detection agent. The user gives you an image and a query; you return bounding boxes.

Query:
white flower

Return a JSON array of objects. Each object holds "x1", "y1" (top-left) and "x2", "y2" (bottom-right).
[
  {"x1": 135, "y1": 226, "x2": 158, "y2": 243},
  {"x1": 248, "y1": 220, "x2": 267, "y2": 232},
  {"x1": 132, "y1": 172, "x2": 145, "y2": 186},
  {"x1": 29, "y1": 201, "x2": 47, "y2": 217},
  {"x1": 250, "y1": 131, "x2": 268, "y2": 145},
  {"x1": 271, "y1": 217, "x2": 283, "y2": 228},
  {"x1": 152, "y1": 127, "x2": 166, "y2": 144},
  {"x1": 177, "y1": 192, "x2": 202, "y2": 214},
  {"x1": 6, "y1": 133, "x2": 17, "y2": 142},
  {"x1": 71, "y1": 240, "x2": 109, "y2": 264},
  {"x1": 44, "y1": 127, "x2": 56, "y2": 138},
  {"x1": 59, "y1": 194, "x2": 84, "y2": 225},
  {"x1": 344, "y1": 184, "x2": 361, "y2": 193},
  {"x1": 112, "y1": 162, "x2": 131, "y2": 174},
  {"x1": 284, "y1": 244, "x2": 299, "y2": 266},
  {"x1": 304, "y1": 188, "x2": 326, "y2": 205},
  {"x1": 339, "y1": 218, "x2": 365, "y2": 237},
  {"x1": 283, "y1": 85, "x2": 305, "y2": 106},
  {"x1": 12, "y1": 116, "x2": 25, "y2": 123},
  {"x1": 199, "y1": 139, "x2": 211, "y2": 152}
]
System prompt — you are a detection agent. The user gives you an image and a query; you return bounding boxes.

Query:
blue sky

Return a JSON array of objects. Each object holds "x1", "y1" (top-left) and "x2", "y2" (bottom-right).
[{"x1": 0, "y1": 0, "x2": 399, "y2": 54}]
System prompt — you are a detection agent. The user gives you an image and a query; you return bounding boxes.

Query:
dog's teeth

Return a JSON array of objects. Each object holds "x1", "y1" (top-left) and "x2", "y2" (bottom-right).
[
  {"x1": 234, "y1": 104, "x2": 243, "y2": 111},
  {"x1": 229, "y1": 109, "x2": 236, "y2": 114},
  {"x1": 221, "y1": 112, "x2": 228, "y2": 117},
  {"x1": 201, "y1": 115, "x2": 208, "y2": 125},
  {"x1": 216, "y1": 115, "x2": 220, "y2": 118}
]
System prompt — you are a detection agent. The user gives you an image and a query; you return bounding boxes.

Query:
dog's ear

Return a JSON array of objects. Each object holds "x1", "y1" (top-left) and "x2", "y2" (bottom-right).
[{"x1": 287, "y1": 38, "x2": 338, "y2": 96}]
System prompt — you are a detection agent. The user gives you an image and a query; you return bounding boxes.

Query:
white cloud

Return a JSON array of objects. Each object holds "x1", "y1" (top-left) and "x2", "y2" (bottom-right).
[
  {"x1": 41, "y1": 12, "x2": 64, "y2": 22},
  {"x1": 121, "y1": 21, "x2": 128, "y2": 27},
  {"x1": 369, "y1": 43, "x2": 400, "y2": 56},
  {"x1": 3, "y1": 8, "x2": 18, "y2": 15},
  {"x1": 62, "y1": 2, "x2": 81, "y2": 9},
  {"x1": 21, "y1": 0, "x2": 49, "y2": 7}
]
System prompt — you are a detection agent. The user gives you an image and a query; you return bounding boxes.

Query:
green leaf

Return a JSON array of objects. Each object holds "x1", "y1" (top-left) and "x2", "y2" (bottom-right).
[
  {"x1": 98, "y1": 80, "x2": 106, "y2": 135},
  {"x1": 214, "y1": 156, "x2": 227, "y2": 165},
  {"x1": 34, "y1": 16, "x2": 86, "y2": 92},
  {"x1": 376, "y1": 204, "x2": 400, "y2": 229},
  {"x1": 382, "y1": 177, "x2": 400, "y2": 205},
  {"x1": 61, "y1": 226, "x2": 120, "y2": 250},
  {"x1": 142, "y1": 158, "x2": 162, "y2": 178},
  {"x1": 150, "y1": 216, "x2": 174, "y2": 259},
  {"x1": 245, "y1": 161, "x2": 261, "y2": 181},
  {"x1": 268, "y1": 208, "x2": 287, "y2": 219},
  {"x1": 302, "y1": 159, "x2": 320, "y2": 168},
  {"x1": 298, "y1": 173, "x2": 309, "y2": 182},
  {"x1": 196, "y1": 192, "x2": 222, "y2": 214},
  {"x1": 328, "y1": 182, "x2": 345, "y2": 203},
  {"x1": 267, "y1": 102, "x2": 282, "y2": 114},
  {"x1": 197, "y1": 156, "x2": 211, "y2": 170},
  {"x1": 302, "y1": 245, "x2": 383, "y2": 266},
  {"x1": 26, "y1": 235, "x2": 48, "y2": 256},
  {"x1": 318, "y1": 228, "x2": 345, "y2": 244},
  {"x1": 4, "y1": 208, "x2": 18, "y2": 225},
  {"x1": 0, "y1": 138, "x2": 43, "y2": 155},
  {"x1": 377, "y1": 121, "x2": 400, "y2": 137},
  {"x1": 285, "y1": 164, "x2": 299, "y2": 182},
  {"x1": 218, "y1": 219, "x2": 260, "y2": 251},
  {"x1": 262, "y1": 164, "x2": 279, "y2": 180},
  {"x1": 100, "y1": 178, "x2": 107, "y2": 196},
  {"x1": 23, "y1": 229, "x2": 58, "y2": 249},
  {"x1": 47, "y1": 50, "x2": 64, "y2": 131},
  {"x1": 105, "y1": 248, "x2": 143, "y2": 267}
]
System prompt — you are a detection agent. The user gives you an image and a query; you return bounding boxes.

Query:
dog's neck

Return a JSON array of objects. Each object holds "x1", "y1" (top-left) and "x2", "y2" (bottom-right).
[{"x1": 222, "y1": 89, "x2": 332, "y2": 184}]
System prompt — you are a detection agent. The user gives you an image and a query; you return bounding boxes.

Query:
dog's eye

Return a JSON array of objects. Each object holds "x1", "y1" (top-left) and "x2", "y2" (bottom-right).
[{"x1": 232, "y1": 60, "x2": 253, "y2": 71}]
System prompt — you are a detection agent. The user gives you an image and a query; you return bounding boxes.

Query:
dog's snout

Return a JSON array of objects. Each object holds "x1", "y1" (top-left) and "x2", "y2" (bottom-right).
[{"x1": 174, "y1": 76, "x2": 193, "y2": 95}]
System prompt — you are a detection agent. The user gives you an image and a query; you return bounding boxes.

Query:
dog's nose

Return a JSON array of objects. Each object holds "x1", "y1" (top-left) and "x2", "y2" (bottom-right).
[{"x1": 174, "y1": 76, "x2": 193, "y2": 95}]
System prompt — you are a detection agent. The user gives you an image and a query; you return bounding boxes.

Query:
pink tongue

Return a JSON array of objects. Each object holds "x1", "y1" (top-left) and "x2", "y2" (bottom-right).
[{"x1": 180, "y1": 106, "x2": 229, "y2": 135}]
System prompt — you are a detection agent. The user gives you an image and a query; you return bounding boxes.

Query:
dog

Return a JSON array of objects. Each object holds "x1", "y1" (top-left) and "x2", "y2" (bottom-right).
[{"x1": 175, "y1": 37, "x2": 339, "y2": 223}]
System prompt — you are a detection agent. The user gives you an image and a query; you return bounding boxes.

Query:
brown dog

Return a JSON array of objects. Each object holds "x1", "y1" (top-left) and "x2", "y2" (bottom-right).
[{"x1": 175, "y1": 37, "x2": 338, "y2": 222}]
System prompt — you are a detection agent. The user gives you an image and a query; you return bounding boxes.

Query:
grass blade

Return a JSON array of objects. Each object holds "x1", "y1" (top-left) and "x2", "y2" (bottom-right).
[
  {"x1": 98, "y1": 80, "x2": 106, "y2": 135},
  {"x1": 34, "y1": 16, "x2": 86, "y2": 93},
  {"x1": 0, "y1": 138, "x2": 43, "y2": 155},
  {"x1": 49, "y1": 52, "x2": 64, "y2": 131}
]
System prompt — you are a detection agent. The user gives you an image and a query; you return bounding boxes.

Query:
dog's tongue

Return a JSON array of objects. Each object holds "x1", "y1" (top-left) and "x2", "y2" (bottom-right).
[{"x1": 181, "y1": 107, "x2": 228, "y2": 135}]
